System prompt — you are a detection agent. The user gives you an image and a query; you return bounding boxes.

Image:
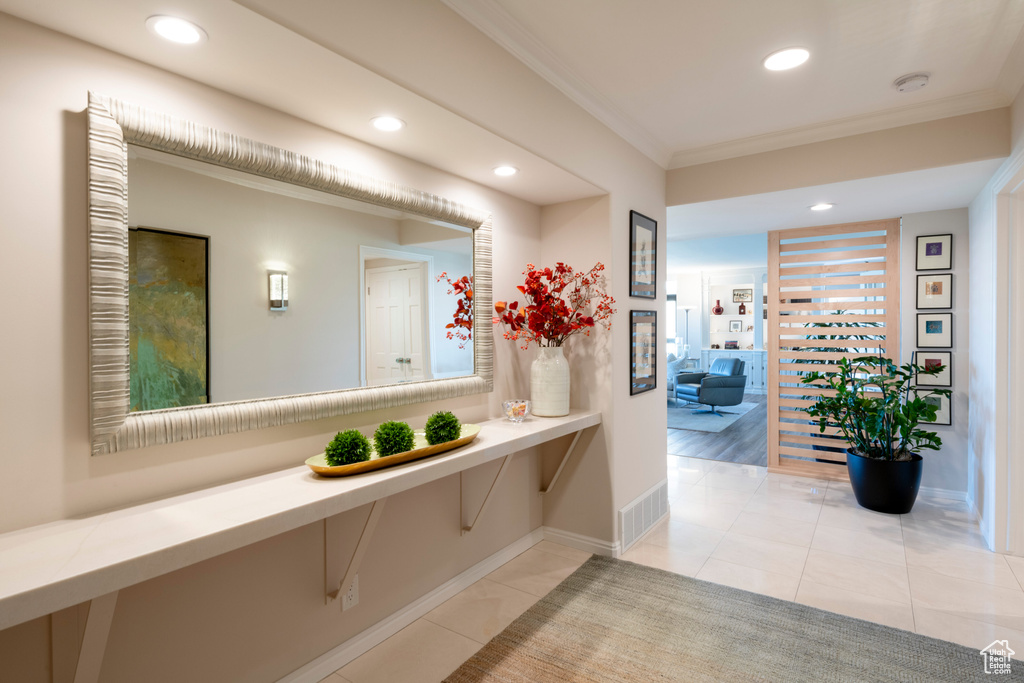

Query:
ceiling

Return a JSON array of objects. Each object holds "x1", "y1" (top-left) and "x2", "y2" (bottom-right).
[
  {"x1": 667, "y1": 233, "x2": 768, "y2": 275},
  {"x1": 1, "y1": 0, "x2": 1021, "y2": 228},
  {"x1": 0, "y1": 0, "x2": 603, "y2": 206},
  {"x1": 447, "y1": 0, "x2": 1024, "y2": 168}
]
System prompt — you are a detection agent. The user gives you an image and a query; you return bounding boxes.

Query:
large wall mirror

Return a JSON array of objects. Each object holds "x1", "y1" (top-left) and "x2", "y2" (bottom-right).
[{"x1": 88, "y1": 93, "x2": 493, "y2": 455}]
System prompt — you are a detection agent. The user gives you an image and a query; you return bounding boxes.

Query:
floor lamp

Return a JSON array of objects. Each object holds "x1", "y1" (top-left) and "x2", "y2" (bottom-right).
[{"x1": 680, "y1": 306, "x2": 695, "y2": 359}]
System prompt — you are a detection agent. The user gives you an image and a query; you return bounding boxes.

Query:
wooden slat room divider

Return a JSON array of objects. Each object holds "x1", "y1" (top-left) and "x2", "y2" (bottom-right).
[{"x1": 767, "y1": 219, "x2": 900, "y2": 480}]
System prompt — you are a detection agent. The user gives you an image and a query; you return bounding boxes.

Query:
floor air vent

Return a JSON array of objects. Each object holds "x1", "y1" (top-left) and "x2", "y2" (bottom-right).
[{"x1": 619, "y1": 480, "x2": 668, "y2": 552}]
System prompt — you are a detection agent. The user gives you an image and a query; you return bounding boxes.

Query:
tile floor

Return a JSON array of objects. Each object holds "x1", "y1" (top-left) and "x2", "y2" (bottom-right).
[{"x1": 321, "y1": 456, "x2": 1023, "y2": 683}]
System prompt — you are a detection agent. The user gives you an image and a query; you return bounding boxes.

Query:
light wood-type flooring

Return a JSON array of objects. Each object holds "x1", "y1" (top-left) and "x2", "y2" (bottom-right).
[{"x1": 667, "y1": 393, "x2": 768, "y2": 466}]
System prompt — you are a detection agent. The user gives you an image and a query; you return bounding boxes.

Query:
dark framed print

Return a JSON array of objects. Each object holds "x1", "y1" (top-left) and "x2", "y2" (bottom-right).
[
  {"x1": 629, "y1": 211, "x2": 657, "y2": 299},
  {"x1": 729, "y1": 320, "x2": 742, "y2": 332},
  {"x1": 916, "y1": 234, "x2": 952, "y2": 271},
  {"x1": 917, "y1": 273, "x2": 952, "y2": 309},
  {"x1": 630, "y1": 310, "x2": 657, "y2": 395},
  {"x1": 914, "y1": 389, "x2": 952, "y2": 426},
  {"x1": 917, "y1": 313, "x2": 952, "y2": 348},
  {"x1": 914, "y1": 351, "x2": 951, "y2": 387},
  {"x1": 733, "y1": 288, "x2": 753, "y2": 303}
]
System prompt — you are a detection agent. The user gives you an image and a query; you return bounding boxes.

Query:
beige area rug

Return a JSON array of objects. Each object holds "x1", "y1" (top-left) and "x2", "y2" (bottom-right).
[
  {"x1": 667, "y1": 400, "x2": 758, "y2": 433},
  {"x1": 445, "y1": 556, "x2": 1020, "y2": 683}
]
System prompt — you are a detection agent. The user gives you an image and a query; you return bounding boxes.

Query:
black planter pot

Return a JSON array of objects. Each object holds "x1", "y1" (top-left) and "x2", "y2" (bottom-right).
[{"x1": 846, "y1": 450, "x2": 923, "y2": 514}]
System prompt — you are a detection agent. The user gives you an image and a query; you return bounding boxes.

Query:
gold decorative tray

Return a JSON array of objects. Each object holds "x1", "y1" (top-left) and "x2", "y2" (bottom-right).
[{"x1": 305, "y1": 424, "x2": 481, "y2": 477}]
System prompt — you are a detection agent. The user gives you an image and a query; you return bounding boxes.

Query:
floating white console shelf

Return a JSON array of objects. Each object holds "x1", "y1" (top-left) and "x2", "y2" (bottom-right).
[{"x1": 0, "y1": 410, "x2": 601, "y2": 682}]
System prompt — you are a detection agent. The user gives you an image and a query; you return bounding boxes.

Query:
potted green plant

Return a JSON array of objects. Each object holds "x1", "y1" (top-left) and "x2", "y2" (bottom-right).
[{"x1": 802, "y1": 355, "x2": 950, "y2": 514}]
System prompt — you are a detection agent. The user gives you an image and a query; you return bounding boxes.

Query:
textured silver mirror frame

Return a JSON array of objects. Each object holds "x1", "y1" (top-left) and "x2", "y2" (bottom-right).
[{"x1": 87, "y1": 93, "x2": 493, "y2": 455}]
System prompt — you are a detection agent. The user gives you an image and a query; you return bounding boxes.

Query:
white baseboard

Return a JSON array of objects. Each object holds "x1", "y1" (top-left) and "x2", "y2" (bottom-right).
[
  {"x1": 542, "y1": 525, "x2": 619, "y2": 557},
  {"x1": 918, "y1": 486, "x2": 968, "y2": 502},
  {"x1": 279, "y1": 527, "x2": 544, "y2": 683}
]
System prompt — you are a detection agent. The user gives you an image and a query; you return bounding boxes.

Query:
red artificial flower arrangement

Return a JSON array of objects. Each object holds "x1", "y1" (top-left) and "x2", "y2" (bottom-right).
[
  {"x1": 494, "y1": 262, "x2": 615, "y2": 349},
  {"x1": 437, "y1": 272, "x2": 473, "y2": 349}
]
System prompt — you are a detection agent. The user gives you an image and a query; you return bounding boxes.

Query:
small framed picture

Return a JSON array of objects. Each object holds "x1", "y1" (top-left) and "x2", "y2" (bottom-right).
[
  {"x1": 917, "y1": 274, "x2": 952, "y2": 309},
  {"x1": 629, "y1": 211, "x2": 657, "y2": 299},
  {"x1": 917, "y1": 313, "x2": 952, "y2": 348},
  {"x1": 630, "y1": 310, "x2": 657, "y2": 395},
  {"x1": 916, "y1": 234, "x2": 952, "y2": 271},
  {"x1": 915, "y1": 389, "x2": 951, "y2": 426},
  {"x1": 733, "y1": 288, "x2": 753, "y2": 303},
  {"x1": 729, "y1": 320, "x2": 742, "y2": 332},
  {"x1": 914, "y1": 351, "x2": 951, "y2": 387}
]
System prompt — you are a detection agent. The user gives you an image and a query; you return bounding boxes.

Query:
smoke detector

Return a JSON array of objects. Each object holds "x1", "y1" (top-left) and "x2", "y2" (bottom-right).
[{"x1": 893, "y1": 73, "x2": 929, "y2": 93}]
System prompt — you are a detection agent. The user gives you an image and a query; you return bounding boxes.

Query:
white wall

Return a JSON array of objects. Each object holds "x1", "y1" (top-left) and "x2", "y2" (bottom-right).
[
  {"x1": 966, "y1": 81, "x2": 1024, "y2": 552},
  {"x1": 899, "y1": 210, "x2": 970, "y2": 495},
  {"x1": 968, "y1": 147, "x2": 1024, "y2": 551}
]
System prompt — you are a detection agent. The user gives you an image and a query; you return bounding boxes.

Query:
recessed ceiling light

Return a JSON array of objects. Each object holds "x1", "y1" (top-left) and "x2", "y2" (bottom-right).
[
  {"x1": 371, "y1": 116, "x2": 405, "y2": 132},
  {"x1": 810, "y1": 203, "x2": 834, "y2": 211},
  {"x1": 763, "y1": 47, "x2": 810, "y2": 71},
  {"x1": 493, "y1": 166, "x2": 518, "y2": 177},
  {"x1": 146, "y1": 16, "x2": 207, "y2": 45}
]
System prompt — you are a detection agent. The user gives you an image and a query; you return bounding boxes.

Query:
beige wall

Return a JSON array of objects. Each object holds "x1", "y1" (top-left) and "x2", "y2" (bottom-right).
[
  {"x1": 0, "y1": 9, "x2": 669, "y2": 681},
  {"x1": 0, "y1": 15, "x2": 546, "y2": 682},
  {"x1": 667, "y1": 108, "x2": 1011, "y2": 206},
  {"x1": 262, "y1": 0, "x2": 672, "y2": 545}
]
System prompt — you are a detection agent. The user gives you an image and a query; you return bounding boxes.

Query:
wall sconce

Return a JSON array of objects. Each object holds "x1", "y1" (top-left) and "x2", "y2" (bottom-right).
[{"x1": 268, "y1": 270, "x2": 288, "y2": 311}]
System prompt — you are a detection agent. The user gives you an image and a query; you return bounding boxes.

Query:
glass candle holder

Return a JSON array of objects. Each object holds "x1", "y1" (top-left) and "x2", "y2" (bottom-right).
[{"x1": 502, "y1": 399, "x2": 530, "y2": 423}]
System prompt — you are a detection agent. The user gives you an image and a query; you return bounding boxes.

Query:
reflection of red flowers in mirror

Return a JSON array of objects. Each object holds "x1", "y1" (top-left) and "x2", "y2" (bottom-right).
[
  {"x1": 436, "y1": 272, "x2": 473, "y2": 349},
  {"x1": 494, "y1": 262, "x2": 615, "y2": 350}
]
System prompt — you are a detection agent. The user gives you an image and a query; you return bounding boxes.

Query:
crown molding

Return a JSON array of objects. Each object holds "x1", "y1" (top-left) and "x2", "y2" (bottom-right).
[
  {"x1": 669, "y1": 89, "x2": 1011, "y2": 169},
  {"x1": 442, "y1": 0, "x2": 671, "y2": 167}
]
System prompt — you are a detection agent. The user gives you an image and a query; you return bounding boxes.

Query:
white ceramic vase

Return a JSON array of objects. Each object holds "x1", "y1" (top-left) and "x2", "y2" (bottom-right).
[{"x1": 531, "y1": 345, "x2": 570, "y2": 417}]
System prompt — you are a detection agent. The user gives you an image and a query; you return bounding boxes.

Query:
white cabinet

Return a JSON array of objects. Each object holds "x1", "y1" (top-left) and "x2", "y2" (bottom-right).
[{"x1": 700, "y1": 349, "x2": 767, "y2": 394}]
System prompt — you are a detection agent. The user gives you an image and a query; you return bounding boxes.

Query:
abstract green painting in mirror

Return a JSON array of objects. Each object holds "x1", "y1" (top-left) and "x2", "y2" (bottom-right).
[
  {"x1": 128, "y1": 228, "x2": 209, "y2": 411},
  {"x1": 126, "y1": 145, "x2": 473, "y2": 412}
]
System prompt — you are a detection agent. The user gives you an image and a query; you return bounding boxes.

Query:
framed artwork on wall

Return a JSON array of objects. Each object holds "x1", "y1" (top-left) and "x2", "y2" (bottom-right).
[
  {"x1": 629, "y1": 211, "x2": 657, "y2": 299},
  {"x1": 733, "y1": 288, "x2": 753, "y2": 303},
  {"x1": 914, "y1": 389, "x2": 952, "y2": 426},
  {"x1": 128, "y1": 227, "x2": 210, "y2": 412},
  {"x1": 917, "y1": 313, "x2": 952, "y2": 348},
  {"x1": 916, "y1": 273, "x2": 952, "y2": 309},
  {"x1": 630, "y1": 310, "x2": 657, "y2": 395},
  {"x1": 729, "y1": 320, "x2": 742, "y2": 332},
  {"x1": 914, "y1": 351, "x2": 951, "y2": 387},
  {"x1": 916, "y1": 234, "x2": 952, "y2": 271}
]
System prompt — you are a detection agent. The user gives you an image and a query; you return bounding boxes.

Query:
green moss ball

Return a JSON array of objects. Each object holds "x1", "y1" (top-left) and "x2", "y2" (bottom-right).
[
  {"x1": 374, "y1": 420, "x2": 415, "y2": 457},
  {"x1": 425, "y1": 411, "x2": 461, "y2": 445},
  {"x1": 324, "y1": 429, "x2": 371, "y2": 466}
]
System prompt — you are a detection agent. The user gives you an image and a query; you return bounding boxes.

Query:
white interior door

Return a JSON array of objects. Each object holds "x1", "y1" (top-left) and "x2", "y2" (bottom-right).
[{"x1": 365, "y1": 263, "x2": 429, "y2": 386}]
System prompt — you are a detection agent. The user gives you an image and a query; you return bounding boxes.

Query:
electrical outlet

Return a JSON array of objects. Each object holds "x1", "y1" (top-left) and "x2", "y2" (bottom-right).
[{"x1": 342, "y1": 574, "x2": 359, "y2": 611}]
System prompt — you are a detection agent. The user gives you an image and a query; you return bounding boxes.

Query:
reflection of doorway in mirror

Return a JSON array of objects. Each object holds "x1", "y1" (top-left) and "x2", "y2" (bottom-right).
[{"x1": 365, "y1": 261, "x2": 431, "y2": 386}]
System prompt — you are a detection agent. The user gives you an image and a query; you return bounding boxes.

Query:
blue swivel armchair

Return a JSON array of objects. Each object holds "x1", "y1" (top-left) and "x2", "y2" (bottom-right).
[{"x1": 674, "y1": 358, "x2": 747, "y2": 415}]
